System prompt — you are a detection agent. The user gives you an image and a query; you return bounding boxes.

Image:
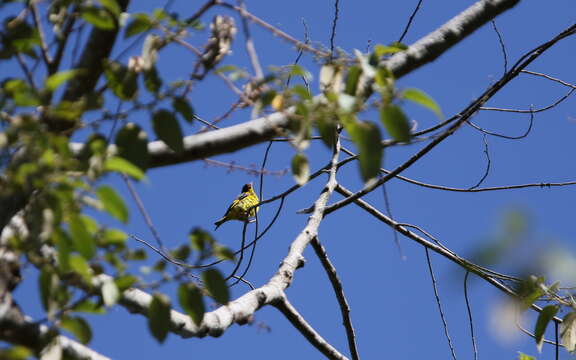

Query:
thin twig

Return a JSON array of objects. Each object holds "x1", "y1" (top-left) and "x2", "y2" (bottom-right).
[
  {"x1": 398, "y1": 0, "x2": 424, "y2": 43},
  {"x1": 218, "y1": 1, "x2": 330, "y2": 58},
  {"x1": 237, "y1": 0, "x2": 264, "y2": 79},
  {"x1": 480, "y1": 88, "x2": 575, "y2": 113},
  {"x1": 468, "y1": 134, "x2": 491, "y2": 190},
  {"x1": 123, "y1": 175, "x2": 166, "y2": 250},
  {"x1": 30, "y1": 2, "x2": 52, "y2": 67},
  {"x1": 464, "y1": 271, "x2": 479, "y2": 360},
  {"x1": 469, "y1": 106, "x2": 535, "y2": 139},
  {"x1": 329, "y1": 0, "x2": 340, "y2": 60},
  {"x1": 425, "y1": 247, "x2": 457, "y2": 360},
  {"x1": 311, "y1": 237, "x2": 360, "y2": 360},
  {"x1": 274, "y1": 296, "x2": 349, "y2": 360},
  {"x1": 491, "y1": 20, "x2": 508, "y2": 73}
]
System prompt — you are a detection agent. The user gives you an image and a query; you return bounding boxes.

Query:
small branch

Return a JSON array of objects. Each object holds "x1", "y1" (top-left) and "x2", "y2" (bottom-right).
[
  {"x1": 218, "y1": 1, "x2": 330, "y2": 58},
  {"x1": 469, "y1": 106, "x2": 534, "y2": 139},
  {"x1": 480, "y1": 88, "x2": 575, "y2": 113},
  {"x1": 329, "y1": 0, "x2": 340, "y2": 60},
  {"x1": 397, "y1": 0, "x2": 424, "y2": 43},
  {"x1": 468, "y1": 134, "x2": 491, "y2": 190},
  {"x1": 491, "y1": 20, "x2": 508, "y2": 73},
  {"x1": 237, "y1": 0, "x2": 264, "y2": 79},
  {"x1": 30, "y1": 2, "x2": 52, "y2": 67},
  {"x1": 311, "y1": 237, "x2": 360, "y2": 360},
  {"x1": 424, "y1": 247, "x2": 457, "y2": 360},
  {"x1": 464, "y1": 272, "x2": 479, "y2": 360},
  {"x1": 274, "y1": 296, "x2": 349, "y2": 360}
]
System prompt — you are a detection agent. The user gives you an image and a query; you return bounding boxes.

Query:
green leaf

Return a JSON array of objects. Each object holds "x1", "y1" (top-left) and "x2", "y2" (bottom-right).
[
  {"x1": 115, "y1": 122, "x2": 149, "y2": 170},
  {"x1": 373, "y1": 43, "x2": 406, "y2": 57},
  {"x1": 61, "y1": 316, "x2": 92, "y2": 344},
  {"x1": 345, "y1": 120, "x2": 383, "y2": 181},
  {"x1": 96, "y1": 185, "x2": 129, "y2": 223},
  {"x1": 101, "y1": 277, "x2": 120, "y2": 307},
  {"x1": 99, "y1": 0, "x2": 121, "y2": 16},
  {"x1": 103, "y1": 60, "x2": 138, "y2": 101},
  {"x1": 316, "y1": 112, "x2": 337, "y2": 148},
  {"x1": 115, "y1": 275, "x2": 137, "y2": 291},
  {"x1": 69, "y1": 254, "x2": 93, "y2": 284},
  {"x1": 101, "y1": 228, "x2": 128, "y2": 246},
  {"x1": 178, "y1": 283, "x2": 205, "y2": 326},
  {"x1": 68, "y1": 215, "x2": 96, "y2": 259},
  {"x1": 148, "y1": 293, "x2": 171, "y2": 343},
  {"x1": 561, "y1": 312, "x2": 576, "y2": 352},
  {"x1": 72, "y1": 300, "x2": 105, "y2": 314},
  {"x1": 201, "y1": 269, "x2": 229, "y2": 304},
  {"x1": 380, "y1": 104, "x2": 411, "y2": 142},
  {"x1": 344, "y1": 65, "x2": 362, "y2": 96},
  {"x1": 104, "y1": 156, "x2": 145, "y2": 180},
  {"x1": 534, "y1": 305, "x2": 558, "y2": 352},
  {"x1": 39, "y1": 267, "x2": 55, "y2": 312},
  {"x1": 4, "y1": 79, "x2": 40, "y2": 106},
  {"x1": 52, "y1": 228, "x2": 71, "y2": 272},
  {"x1": 125, "y1": 14, "x2": 152, "y2": 38},
  {"x1": 45, "y1": 70, "x2": 83, "y2": 92},
  {"x1": 402, "y1": 88, "x2": 443, "y2": 119},
  {"x1": 291, "y1": 153, "x2": 309, "y2": 186},
  {"x1": 143, "y1": 66, "x2": 162, "y2": 94},
  {"x1": 152, "y1": 109, "x2": 184, "y2": 153},
  {"x1": 213, "y1": 245, "x2": 235, "y2": 262},
  {"x1": 189, "y1": 228, "x2": 214, "y2": 252},
  {"x1": 172, "y1": 97, "x2": 194, "y2": 123},
  {"x1": 81, "y1": 6, "x2": 116, "y2": 30}
]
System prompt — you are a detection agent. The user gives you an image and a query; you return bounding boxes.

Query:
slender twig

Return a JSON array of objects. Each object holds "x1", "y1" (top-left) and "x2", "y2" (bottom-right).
[
  {"x1": 398, "y1": 0, "x2": 424, "y2": 43},
  {"x1": 50, "y1": 8, "x2": 77, "y2": 74},
  {"x1": 480, "y1": 88, "x2": 575, "y2": 113},
  {"x1": 469, "y1": 106, "x2": 534, "y2": 139},
  {"x1": 16, "y1": 54, "x2": 37, "y2": 90},
  {"x1": 187, "y1": 0, "x2": 218, "y2": 24},
  {"x1": 274, "y1": 296, "x2": 349, "y2": 360},
  {"x1": 123, "y1": 175, "x2": 166, "y2": 250},
  {"x1": 468, "y1": 134, "x2": 491, "y2": 190},
  {"x1": 329, "y1": 0, "x2": 340, "y2": 60},
  {"x1": 425, "y1": 247, "x2": 457, "y2": 360},
  {"x1": 380, "y1": 179, "x2": 404, "y2": 259},
  {"x1": 491, "y1": 20, "x2": 508, "y2": 73},
  {"x1": 225, "y1": 221, "x2": 249, "y2": 281},
  {"x1": 237, "y1": 0, "x2": 264, "y2": 79},
  {"x1": 30, "y1": 2, "x2": 52, "y2": 67},
  {"x1": 521, "y1": 70, "x2": 576, "y2": 89},
  {"x1": 555, "y1": 321, "x2": 559, "y2": 360},
  {"x1": 340, "y1": 146, "x2": 576, "y2": 194},
  {"x1": 218, "y1": 1, "x2": 330, "y2": 58},
  {"x1": 311, "y1": 237, "x2": 360, "y2": 360},
  {"x1": 464, "y1": 271, "x2": 479, "y2": 360}
]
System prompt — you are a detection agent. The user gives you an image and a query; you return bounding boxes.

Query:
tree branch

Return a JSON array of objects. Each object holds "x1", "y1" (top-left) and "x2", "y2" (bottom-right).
[
  {"x1": 274, "y1": 296, "x2": 349, "y2": 360},
  {"x1": 71, "y1": 0, "x2": 520, "y2": 168},
  {"x1": 311, "y1": 237, "x2": 359, "y2": 360}
]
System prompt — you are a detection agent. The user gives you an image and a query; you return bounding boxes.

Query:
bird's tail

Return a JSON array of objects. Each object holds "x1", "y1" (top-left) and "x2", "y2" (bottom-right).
[{"x1": 214, "y1": 218, "x2": 225, "y2": 230}]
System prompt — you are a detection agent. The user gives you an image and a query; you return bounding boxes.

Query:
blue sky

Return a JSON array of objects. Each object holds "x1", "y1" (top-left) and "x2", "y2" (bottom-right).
[{"x1": 7, "y1": 0, "x2": 576, "y2": 359}]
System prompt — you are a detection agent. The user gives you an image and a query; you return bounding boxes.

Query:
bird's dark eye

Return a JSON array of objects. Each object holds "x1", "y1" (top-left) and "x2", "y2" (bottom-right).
[{"x1": 241, "y1": 184, "x2": 250, "y2": 192}]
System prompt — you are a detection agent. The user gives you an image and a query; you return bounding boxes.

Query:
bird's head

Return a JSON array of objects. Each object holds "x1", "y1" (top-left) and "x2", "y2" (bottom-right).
[{"x1": 241, "y1": 183, "x2": 253, "y2": 192}]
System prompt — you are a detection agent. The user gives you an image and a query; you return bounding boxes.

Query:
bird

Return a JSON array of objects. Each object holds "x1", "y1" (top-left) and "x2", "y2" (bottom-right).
[{"x1": 214, "y1": 183, "x2": 259, "y2": 230}]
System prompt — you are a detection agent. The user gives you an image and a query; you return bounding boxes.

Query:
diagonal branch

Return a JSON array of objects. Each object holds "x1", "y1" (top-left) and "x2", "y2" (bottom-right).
[
  {"x1": 274, "y1": 296, "x2": 349, "y2": 360},
  {"x1": 311, "y1": 237, "x2": 359, "y2": 360}
]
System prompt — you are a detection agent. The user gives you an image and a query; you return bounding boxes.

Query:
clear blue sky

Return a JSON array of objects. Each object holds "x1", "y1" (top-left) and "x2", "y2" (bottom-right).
[{"x1": 9, "y1": 0, "x2": 576, "y2": 359}]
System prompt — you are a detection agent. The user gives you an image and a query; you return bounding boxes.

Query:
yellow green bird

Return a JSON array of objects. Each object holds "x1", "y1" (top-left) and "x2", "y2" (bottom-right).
[{"x1": 214, "y1": 183, "x2": 259, "y2": 230}]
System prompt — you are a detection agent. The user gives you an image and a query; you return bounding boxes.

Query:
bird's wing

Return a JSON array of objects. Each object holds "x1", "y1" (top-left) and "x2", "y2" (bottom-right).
[{"x1": 221, "y1": 192, "x2": 247, "y2": 217}]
